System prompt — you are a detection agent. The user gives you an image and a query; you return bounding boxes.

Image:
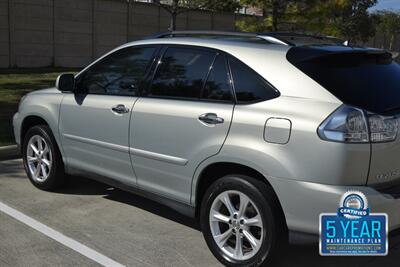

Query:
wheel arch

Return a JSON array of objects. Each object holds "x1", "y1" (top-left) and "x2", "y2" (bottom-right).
[
  {"x1": 193, "y1": 161, "x2": 288, "y2": 229},
  {"x1": 20, "y1": 113, "x2": 64, "y2": 160},
  {"x1": 21, "y1": 115, "x2": 49, "y2": 145}
]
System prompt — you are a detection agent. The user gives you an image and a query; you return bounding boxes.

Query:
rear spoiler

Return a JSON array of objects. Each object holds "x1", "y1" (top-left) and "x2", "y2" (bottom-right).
[{"x1": 287, "y1": 46, "x2": 393, "y2": 64}]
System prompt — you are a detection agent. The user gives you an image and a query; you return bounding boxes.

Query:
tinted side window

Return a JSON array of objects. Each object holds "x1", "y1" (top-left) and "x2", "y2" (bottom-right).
[
  {"x1": 77, "y1": 46, "x2": 156, "y2": 96},
  {"x1": 149, "y1": 47, "x2": 215, "y2": 99},
  {"x1": 202, "y1": 54, "x2": 233, "y2": 102},
  {"x1": 229, "y1": 57, "x2": 279, "y2": 103}
]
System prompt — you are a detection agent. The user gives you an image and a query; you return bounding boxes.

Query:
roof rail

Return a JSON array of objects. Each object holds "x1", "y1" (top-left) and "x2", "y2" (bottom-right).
[
  {"x1": 262, "y1": 32, "x2": 346, "y2": 46},
  {"x1": 145, "y1": 30, "x2": 346, "y2": 46},
  {"x1": 146, "y1": 30, "x2": 292, "y2": 46},
  {"x1": 148, "y1": 30, "x2": 257, "y2": 39}
]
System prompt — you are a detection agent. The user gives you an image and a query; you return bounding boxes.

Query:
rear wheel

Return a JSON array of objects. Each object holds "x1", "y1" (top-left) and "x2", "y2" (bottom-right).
[
  {"x1": 200, "y1": 175, "x2": 286, "y2": 267},
  {"x1": 22, "y1": 125, "x2": 66, "y2": 190}
]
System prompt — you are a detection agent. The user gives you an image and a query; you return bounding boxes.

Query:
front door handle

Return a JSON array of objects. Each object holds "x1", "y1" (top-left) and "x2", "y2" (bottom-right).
[
  {"x1": 198, "y1": 113, "x2": 224, "y2": 125},
  {"x1": 111, "y1": 104, "x2": 129, "y2": 114}
]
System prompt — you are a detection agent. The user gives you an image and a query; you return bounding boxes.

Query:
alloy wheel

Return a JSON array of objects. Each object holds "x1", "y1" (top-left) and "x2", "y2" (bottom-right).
[
  {"x1": 209, "y1": 190, "x2": 264, "y2": 261},
  {"x1": 26, "y1": 135, "x2": 53, "y2": 182}
]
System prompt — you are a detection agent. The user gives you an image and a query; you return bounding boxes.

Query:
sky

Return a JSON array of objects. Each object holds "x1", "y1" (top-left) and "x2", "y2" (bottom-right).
[{"x1": 370, "y1": 0, "x2": 400, "y2": 11}]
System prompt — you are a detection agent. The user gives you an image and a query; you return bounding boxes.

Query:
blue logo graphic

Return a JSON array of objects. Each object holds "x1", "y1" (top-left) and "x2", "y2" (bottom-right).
[{"x1": 320, "y1": 191, "x2": 388, "y2": 256}]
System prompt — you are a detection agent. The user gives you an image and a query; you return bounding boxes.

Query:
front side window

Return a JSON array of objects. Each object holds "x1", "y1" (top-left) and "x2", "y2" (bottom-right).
[
  {"x1": 76, "y1": 46, "x2": 156, "y2": 96},
  {"x1": 148, "y1": 47, "x2": 215, "y2": 99},
  {"x1": 229, "y1": 56, "x2": 280, "y2": 103}
]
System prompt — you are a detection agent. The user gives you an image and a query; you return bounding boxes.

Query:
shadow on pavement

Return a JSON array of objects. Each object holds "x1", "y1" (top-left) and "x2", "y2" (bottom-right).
[
  {"x1": 57, "y1": 174, "x2": 201, "y2": 231},
  {"x1": 0, "y1": 159, "x2": 26, "y2": 177}
]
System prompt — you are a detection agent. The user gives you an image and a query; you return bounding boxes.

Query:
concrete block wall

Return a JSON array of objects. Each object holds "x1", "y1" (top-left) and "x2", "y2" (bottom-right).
[
  {"x1": 1, "y1": 0, "x2": 241, "y2": 68},
  {"x1": 94, "y1": 0, "x2": 127, "y2": 57},
  {"x1": 0, "y1": 0, "x2": 9, "y2": 68},
  {"x1": 129, "y1": 2, "x2": 159, "y2": 41},
  {"x1": 159, "y1": 7, "x2": 189, "y2": 32},
  {"x1": 212, "y1": 13, "x2": 235, "y2": 31},
  {"x1": 54, "y1": 0, "x2": 93, "y2": 67},
  {"x1": 186, "y1": 10, "x2": 212, "y2": 30},
  {"x1": 10, "y1": 0, "x2": 53, "y2": 67}
]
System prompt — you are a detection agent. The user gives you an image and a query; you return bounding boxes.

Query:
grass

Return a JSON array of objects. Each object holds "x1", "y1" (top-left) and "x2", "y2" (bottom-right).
[{"x1": 0, "y1": 68, "x2": 80, "y2": 146}]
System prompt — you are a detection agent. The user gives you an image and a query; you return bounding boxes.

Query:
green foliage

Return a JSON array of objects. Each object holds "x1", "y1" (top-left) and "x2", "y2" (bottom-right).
[
  {"x1": 238, "y1": 0, "x2": 294, "y2": 31},
  {"x1": 237, "y1": 0, "x2": 378, "y2": 43},
  {"x1": 236, "y1": 16, "x2": 273, "y2": 32},
  {"x1": 335, "y1": 0, "x2": 378, "y2": 42},
  {"x1": 190, "y1": 0, "x2": 241, "y2": 12},
  {"x1": 373, "y1": 10, "x2": 400, "y2": 49}
]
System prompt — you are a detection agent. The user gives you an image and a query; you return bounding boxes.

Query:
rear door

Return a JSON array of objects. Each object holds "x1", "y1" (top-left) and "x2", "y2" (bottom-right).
[
  {"x1": 59, "y1": 45, "x2": 158, "y2": 185},
  {"x1": 129, "y1": 46, "x2": 234, "y2": 203}
]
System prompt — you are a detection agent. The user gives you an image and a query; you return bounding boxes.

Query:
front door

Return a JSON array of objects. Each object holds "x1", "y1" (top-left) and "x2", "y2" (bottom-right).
[
  {"x1": 59, "y1": 45, "x2": 158, "y2": 185},
  {"x1": 130, "y1": 46, "x2": 235, "y2": 203}
]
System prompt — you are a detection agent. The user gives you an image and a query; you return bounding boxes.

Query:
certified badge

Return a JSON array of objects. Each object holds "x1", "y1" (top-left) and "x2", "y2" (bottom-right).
[{"x1": 320, "y1": 191, "x2": 388, "y2": 256}]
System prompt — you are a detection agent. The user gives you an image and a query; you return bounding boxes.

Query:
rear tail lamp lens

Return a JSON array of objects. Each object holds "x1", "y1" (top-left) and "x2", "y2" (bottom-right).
[
  {"x1": 368, "y1": 114, "x2": 398, "y2": 142},
  {"x1": 318, "y1": 105, "x2": 398, "y2": 143}
]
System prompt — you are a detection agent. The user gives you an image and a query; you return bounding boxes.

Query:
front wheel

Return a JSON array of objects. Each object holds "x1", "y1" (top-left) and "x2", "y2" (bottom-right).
[
  {"x1": 200, "y1": 175, "x2": 286, "y2": 267},
  {"x1": 22, "y1": 125, "x2": 66, "y2": 190}
]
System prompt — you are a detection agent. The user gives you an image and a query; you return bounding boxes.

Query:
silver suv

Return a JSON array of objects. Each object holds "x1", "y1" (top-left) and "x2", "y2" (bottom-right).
[{"x1": 13, "y1": 31, "x2": 400, "y2": 266}]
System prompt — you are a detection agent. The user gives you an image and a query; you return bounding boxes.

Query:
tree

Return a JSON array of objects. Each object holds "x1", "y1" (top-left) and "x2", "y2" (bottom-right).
[
  {"x1": 334, "y1": 0, "x2": 378, "y2": 43},
  {"x1": 238, "y1": 0, "x2": 294, "y2": 32},
  {"x1": 237, "y1": 0, "x2": 378, "y2": 43},
  {"x1": 192, "y1": 0, "x2": 241, "y2": 12},
  {"x1": 153, "y1": 0, "x2": 241, "y2": 31},
  {"x1": 153, "y1": 0, "x2": 185, "y2": 31},
  {"x1": 373, "y1": 10, "x2": 400, "y2": 50}
]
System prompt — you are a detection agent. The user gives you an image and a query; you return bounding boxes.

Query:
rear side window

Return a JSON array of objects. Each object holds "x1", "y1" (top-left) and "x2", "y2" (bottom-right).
[
  {"x1": 77, "y1": 46, "x2": 156, "y2": 96},
  {"x1": 149, "y1": 47, "x2": 215, "y2": 99},
  {"x1": 229, "y1": 57, "x2": 280, "y2": 103},
  {"x1": 288, "y1": 48, "x2": 400, "y2": 114},
  {"x1": 202, "y1": 54, "x2": 232, "y2": 101}
]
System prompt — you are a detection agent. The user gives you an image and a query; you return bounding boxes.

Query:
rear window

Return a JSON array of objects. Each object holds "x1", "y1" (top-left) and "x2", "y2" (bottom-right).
[{"x1": 288, "y1": 48, "x2": 400, "y2": 115}]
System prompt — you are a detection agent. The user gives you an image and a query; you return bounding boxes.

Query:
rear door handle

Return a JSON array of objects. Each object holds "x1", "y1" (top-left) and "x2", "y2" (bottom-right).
[
  {"x1": 198, "y1": 113, "x2": 224, "y2": 125},
  {"x1": 111, "y1": 104, "x2": 130, "y2": 114}
]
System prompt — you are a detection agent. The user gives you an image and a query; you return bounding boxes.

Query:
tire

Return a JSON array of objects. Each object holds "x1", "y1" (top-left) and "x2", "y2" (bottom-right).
[
  {"x1": 22, "y1": 125, "x2": 66, "y2": 191},
  {"x1": 200, "y1": 175, "x2": 287, "y2": 267}
]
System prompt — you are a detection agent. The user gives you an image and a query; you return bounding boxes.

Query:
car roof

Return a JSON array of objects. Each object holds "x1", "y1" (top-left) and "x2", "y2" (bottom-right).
[{"x1": 121, "y1": 37, "x2": 291, "y2": 54}]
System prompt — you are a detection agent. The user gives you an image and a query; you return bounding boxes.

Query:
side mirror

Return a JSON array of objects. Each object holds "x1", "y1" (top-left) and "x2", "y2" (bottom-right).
[{"x1": 56, "y1": 73, "x2": 75, "y2": 92}]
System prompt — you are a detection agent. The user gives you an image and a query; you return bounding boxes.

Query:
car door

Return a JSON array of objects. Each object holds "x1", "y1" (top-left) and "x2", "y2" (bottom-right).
[
  {"x1": 130, "y1": 46, "x2": 235, "y2": 203},
  {"x1": 59, "y1": 45, "x2": 158, "y2": 185}
]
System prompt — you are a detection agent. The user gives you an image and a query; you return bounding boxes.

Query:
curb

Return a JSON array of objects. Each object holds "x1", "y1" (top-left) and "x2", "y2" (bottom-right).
[{"x1": 0, "y1": 145, "x2": 20, "y2": 161}]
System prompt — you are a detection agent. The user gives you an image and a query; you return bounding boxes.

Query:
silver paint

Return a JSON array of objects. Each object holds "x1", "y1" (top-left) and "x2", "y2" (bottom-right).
[{"x1": 13, "y1": 37, "x2": 400, "y2": 237}]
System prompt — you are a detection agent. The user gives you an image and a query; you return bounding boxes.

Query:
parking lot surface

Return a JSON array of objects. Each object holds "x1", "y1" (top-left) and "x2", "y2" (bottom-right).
[{"x1": 0, "y1": 159, "x2": 399, "y2": 267}]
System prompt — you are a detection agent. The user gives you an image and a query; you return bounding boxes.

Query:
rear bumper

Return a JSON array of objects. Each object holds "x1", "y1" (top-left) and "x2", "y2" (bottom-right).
[{"x1": 269, "y1": 176, "x2": 400, "y2": 235}]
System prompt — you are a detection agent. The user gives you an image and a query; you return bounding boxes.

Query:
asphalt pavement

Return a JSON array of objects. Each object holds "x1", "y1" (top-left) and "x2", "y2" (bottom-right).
[{"x1": 0, "y1": 159, "x2": 399, "y2": 267}]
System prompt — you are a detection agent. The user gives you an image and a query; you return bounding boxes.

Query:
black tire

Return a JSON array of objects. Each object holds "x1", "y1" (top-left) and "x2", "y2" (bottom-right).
[
  {"x1": 200, "y1": 175, "x2": 287, "y2": 267},
  {"x1": 22, "y1": 125, "x2": 66, "y2": 190}
]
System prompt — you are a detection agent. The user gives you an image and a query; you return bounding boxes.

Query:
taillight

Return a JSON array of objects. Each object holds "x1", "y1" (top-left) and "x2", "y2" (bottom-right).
[
  {"x1": 368, "y1": 114, "x2": 398, "y2": 142},
  {"x1": 318, "y1": 105, "x2": 398, "y2": 143}
]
